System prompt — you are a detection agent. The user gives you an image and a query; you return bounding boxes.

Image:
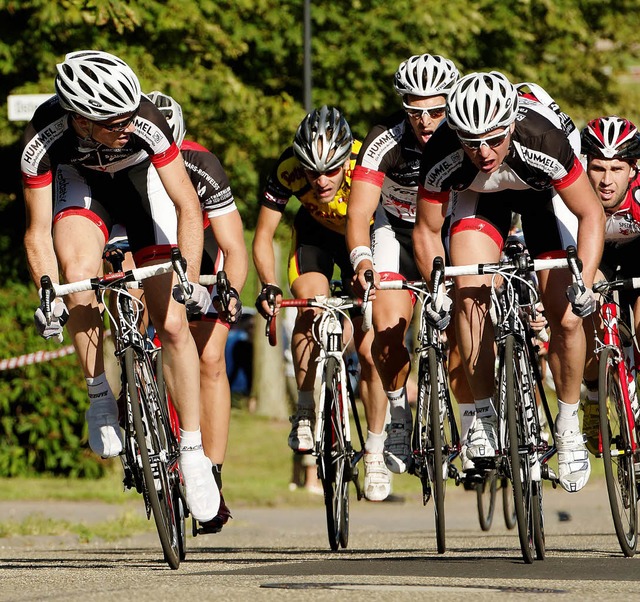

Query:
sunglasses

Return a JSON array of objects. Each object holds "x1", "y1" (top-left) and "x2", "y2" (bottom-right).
[
  {"x1": 305, "y1": 165, "x2": 343, "y2": 179},
  {"x1": 403, "y1": 103, "x2": 447, "y2": 120},
  {"x1": 457, "y1": 128, "x2": 511, "y2": 150},
  {"x1": 91, "y1": 111, "x2": 139, "y2": 132}
]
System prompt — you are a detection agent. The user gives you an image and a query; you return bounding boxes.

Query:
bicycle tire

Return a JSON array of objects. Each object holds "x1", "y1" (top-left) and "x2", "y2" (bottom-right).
[
  {"x1": 426, "y1": 346, "x2": 447, "y2": 554},
  {"x1": 125, "y1": 347, "x2": 182, "y2": 569},
  {"x1": 532, "y1": 482, "x2": 545, "y2": 560},
  {"x1": 501, "y1": 477, "x2": 517, "y2": 530},
  {"x1": 476, "y1": 470, "x2": 498, "y2": 531},
  {"x1": 154, "y1": 349, "x2": 186, "y2": 561},
  {"x1": 599, "y1": 346, "x2": 638, "y2": 557},
  {"x1": 504, "y1": 334, "x2": 535, "y2": 564},
  {"x1": 319, "y1": 357, "x2": 349, "y2": 551}
]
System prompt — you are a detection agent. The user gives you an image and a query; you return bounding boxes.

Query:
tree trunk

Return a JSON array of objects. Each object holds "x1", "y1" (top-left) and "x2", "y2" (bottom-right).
[{"x1": 250, "y1": 242, "x2": 289, "y2": 420}]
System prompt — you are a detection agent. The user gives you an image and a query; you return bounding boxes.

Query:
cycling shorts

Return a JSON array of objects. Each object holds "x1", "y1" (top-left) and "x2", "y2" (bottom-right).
[
  {"x1": 287, "y1": 206, "x2": 354, "y2": 289},
  {"x1": 600, "y1": 238, "x2": 640, "y2": 310},
  {"x1": 372, "y1": 207, "x2": 422, "y2": 281},
  {"x1": 53, "y1": 162, "x2": 179, "y2": 266},
  {"x1": 449, "y1": 187, "x2": 578, "y2": 259}
]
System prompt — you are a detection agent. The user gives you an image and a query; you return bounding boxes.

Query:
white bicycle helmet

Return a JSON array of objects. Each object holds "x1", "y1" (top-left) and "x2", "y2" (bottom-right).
[
  {"x1": 292, "y1": 105, "x2": 353, "y2": 172},
  {"x1": 581, "y1": 116, "x2": 640, "y2": 160},
  {"x1": 148, "y1": 91, "x2": 186, "y2": 146},
  {"x1": 447, "y1": 71, "x2": 519, "y2": 135},
  {"x1": 55, "y1": 50, "x2": 141, "y2": 120},
  {"x1": 393, "y1": 54, "x2": 459, "y2": 98}
]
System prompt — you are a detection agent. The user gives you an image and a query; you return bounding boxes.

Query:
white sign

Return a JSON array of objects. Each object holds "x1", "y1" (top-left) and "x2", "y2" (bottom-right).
[{"x1": 8, "y1": 94, "x2": 55, "y2": 122}]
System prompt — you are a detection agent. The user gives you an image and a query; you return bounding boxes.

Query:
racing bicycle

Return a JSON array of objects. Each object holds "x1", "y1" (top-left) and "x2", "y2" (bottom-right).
[
  {"x1": 265, "y1": 290, "x2": 366, "y2": 551},
  {"x1": 375, "y1": 257, "x2": 460, "y2": 554},
  {"x1": 591, "y1": 274, "x2": 640, "y2": 556},
  {"x1": 40, "y1": 247, "x2": 193, "y2": 569}
]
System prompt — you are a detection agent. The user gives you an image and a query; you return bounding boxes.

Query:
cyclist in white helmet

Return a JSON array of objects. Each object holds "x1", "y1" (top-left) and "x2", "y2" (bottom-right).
[
  {"x1": 413, "y1": 70, "x2": 605, "y2": 493},
  {"x1": 107, "y1": 90, "x2": 247, "y2": 532},
  {"x1": 21, "y1": 51, "x2": 220, "y2": 523},
  {"x1": 253, "y1": 106, "x2": 389, "y2": 500},
  {"x1": 580, "y1": 116, "x2": 640, "y2": 454},
  {"x1": 347, "y1": 53, "x2": 474, "y2": 480}
]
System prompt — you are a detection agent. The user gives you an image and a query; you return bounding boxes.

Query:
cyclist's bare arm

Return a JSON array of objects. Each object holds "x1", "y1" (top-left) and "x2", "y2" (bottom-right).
[
  {"x1": 346, "y1": 178, "x2": 381, "y2": 293},
  {"x1": 157, "y1": 154, "x2": 204, "y2": 281},
  {"x1": 413, "y1": 190, "x2": 448, "y2": 284},
  {"x1": 252, "y1": 205, "x2": 283, "y2": 315},
  {"x1": 209, "y1": 209, "x2": 248, "y2": 308},
  {"x1": 23, "y1": 184, "x2": 59, "y2": 287},
  {"x1": 555, "y1": 171, "x2": 605, "y2": 288}
]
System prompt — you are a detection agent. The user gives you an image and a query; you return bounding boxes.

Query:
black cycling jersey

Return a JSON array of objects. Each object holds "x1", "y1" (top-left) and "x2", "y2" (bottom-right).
[
  {"x1": 419, "y1": 98, "x2": 582, "y2": 198},
  {"x1": 21, "y1": 96, "x2": 178, "y2": 187},
  {"x1": 353, "y1": 110, "x2": 424, "y2": 223}
]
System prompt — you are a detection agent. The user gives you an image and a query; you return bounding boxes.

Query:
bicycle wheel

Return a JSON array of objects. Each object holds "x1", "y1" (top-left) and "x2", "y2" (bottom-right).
[
  {"x1": 125, "y1": 347, "x2": 182, "y2": 569},
  {"x1": 532, "y1": 482, "x2": 545, "y2": 560},
  {"x1": 319, "y1": 357, "x2": 350, "y2": 551},
  {"x1": 426, "y1": 346, "x2": 447, "y2": 554},
  {"x1": 501, "y1": 478, "x2": 517, "y2": 530},
  {"x1": 154, "y1": 349, "x2": 186, "y2": 561},
  {"x1": 476, "y1": 469, "x2": 497, "y2": 531},
  {"x1": 599, "y1": 346, "x2": 638, "y2": 557},
  {"x1": 504, "y1": 335, "x2": 536, "y2": 564}
]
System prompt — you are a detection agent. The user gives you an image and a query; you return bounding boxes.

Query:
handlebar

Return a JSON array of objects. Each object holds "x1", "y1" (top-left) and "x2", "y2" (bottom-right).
[{"x1": 266, "y1": 296, "x2": 364, "y2": 347}]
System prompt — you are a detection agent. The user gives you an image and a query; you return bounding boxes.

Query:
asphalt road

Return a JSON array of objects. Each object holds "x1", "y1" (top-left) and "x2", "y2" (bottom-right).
[{"x1": 0, "y1": 478, "x2": 638, "y2": 601}]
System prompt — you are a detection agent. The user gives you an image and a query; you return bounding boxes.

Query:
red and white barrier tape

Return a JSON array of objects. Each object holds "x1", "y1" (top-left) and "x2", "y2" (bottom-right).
[{"x1": 0, "y1": 345, "x2": 76, "y2": 371}]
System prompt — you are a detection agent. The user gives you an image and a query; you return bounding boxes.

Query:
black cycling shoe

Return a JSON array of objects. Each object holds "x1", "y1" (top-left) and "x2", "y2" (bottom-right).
[{"x1": 194, "y1": 494, "x2": 232, "y2": 535}]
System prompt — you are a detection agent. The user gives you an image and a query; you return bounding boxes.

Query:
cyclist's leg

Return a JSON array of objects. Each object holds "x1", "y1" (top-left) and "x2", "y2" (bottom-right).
[
  {"x1": 449, "y1": 190, "x2": 510, "y2": 461},
  {"x1": 522, "y1": 191, "x2": 590, "y2": 492},
  {"x1": 370, "y1": 215, "x2": 416, "y2": 473},
  {"x1": 190, "y1": 318, "x2": 233, "y2": 528},
  {"x1": 52, "y1": 166, "x2": 122, "y2": 458},
  {"x1": 127, "y1": 164, "x2": 218, "y2": 521},
  {"x1": 286, "y1": 209, "x2": 335, "y2": 454}
]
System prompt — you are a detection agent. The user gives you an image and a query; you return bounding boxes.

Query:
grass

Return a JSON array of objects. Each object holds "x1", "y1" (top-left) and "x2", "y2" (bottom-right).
[
  {"x1": 0, "y1": 387, "x2": 603, "y2": 510},
  {"x1": 0, "y1": 511, "x2": 151, "y2": 542}
]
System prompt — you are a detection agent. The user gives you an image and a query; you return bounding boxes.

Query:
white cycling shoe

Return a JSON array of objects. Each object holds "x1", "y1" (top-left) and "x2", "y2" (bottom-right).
[
  {"x1": 465, "y1": 416, "x2": 498, "y2": 461},
  {"x1": 86, "y1": 399, "x2": 123, "y2": 458},
  {"x1": 555, "y1": 428, "x2": 591, "y2": 493},
  {"x1": 364, "y1": 452, "x2": 391, "y2": 501},
  {"x1": 180, "y1": 451, "x2": 220, "y2": 522}
]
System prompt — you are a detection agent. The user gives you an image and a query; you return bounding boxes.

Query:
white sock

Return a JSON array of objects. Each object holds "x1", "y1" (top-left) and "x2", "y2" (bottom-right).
[
  {"x1": 387, "y1": 388, "x2": 411, "y2": 424},
  {"x1": 585, "y1": 389, "x2": 598, "y2": 402},
  {"x1": 180, "y1": 428, "x2": 203, "y2": 453},
  {"x1": 459, "y1": 404, "x2": 476, "y2": 445},
  {"x1": 555, "y1": 399, "x2": 580, "y2": 434},
  {"x1": 297, "y1": 390, "x2": 315, "y2": 411},
  {"x1": 365, "y1": 430, "x2": 386, "y2": 454},
  {"x1": 474, "y1": 397, "x2": 496, "y2": 420},
  {"x1": 86, "y1": 373, "x2": 116, "y2": 405}
]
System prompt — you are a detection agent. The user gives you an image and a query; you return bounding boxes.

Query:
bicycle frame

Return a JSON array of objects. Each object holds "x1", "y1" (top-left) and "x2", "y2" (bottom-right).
[{"x1": 598, "y1": 297, "x2": 638, "y2": 453}]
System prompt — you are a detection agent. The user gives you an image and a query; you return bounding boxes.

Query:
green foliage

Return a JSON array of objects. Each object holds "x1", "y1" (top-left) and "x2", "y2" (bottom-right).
[{"x1": 0, "y1": 284, "x2": 104, "y2": 478}]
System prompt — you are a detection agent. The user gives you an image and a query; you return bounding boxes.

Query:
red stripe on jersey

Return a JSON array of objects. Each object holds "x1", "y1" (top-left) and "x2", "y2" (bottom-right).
[
  {"x1": 450, "y1": 217, "x2": 503, "y2": 250},
  {"x1": 352, "y1": 165, "x2": 385, "y2": 187},
  {"x1": 133, "y1": 244, "x2": 175, "y2": 266},
  {"x1": 22, "y1": 171, "x2": 53, "y2": 189},
  {"x1": 417, "y1": 184, "x2": 449, "y2": 205},
  {"x1": 379, "y1": 271, "x2": 417, "y2": 305},
  {"x1": 180, "y1": 139, "x2": 208, "y2": 153},
  {"x1": 553, "y1": 156, "x2": 583, "y2": 190},
  {"x1": 150, "y1": 142, "x2": 180, "y2": 168},
  {"x1": 53, "y1": 208, "x2": 109, "y2": 243}
]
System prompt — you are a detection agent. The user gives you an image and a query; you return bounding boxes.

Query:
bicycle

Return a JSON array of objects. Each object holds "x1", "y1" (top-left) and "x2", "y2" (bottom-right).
[
  {"x1": 443, "y1": 241, "x2": 578, "y2": 563},
  {"x1": 375, "y1": 257, "x2": 460, "y2": 554},
  {"x1": 40, "y1": 247, "x2": 194, "y2": 569},
  {"x1": 265, "y1": 290, "x2": 366, "y2": 551},
  {"x1": 590, "y1": 274, "x2": 640, "y2": 557}
]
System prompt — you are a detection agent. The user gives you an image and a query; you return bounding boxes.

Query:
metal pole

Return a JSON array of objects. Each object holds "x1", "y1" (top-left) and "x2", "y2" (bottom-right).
[{"x1": 303, "y1": 0, "x2": 312, "y2": 112}]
